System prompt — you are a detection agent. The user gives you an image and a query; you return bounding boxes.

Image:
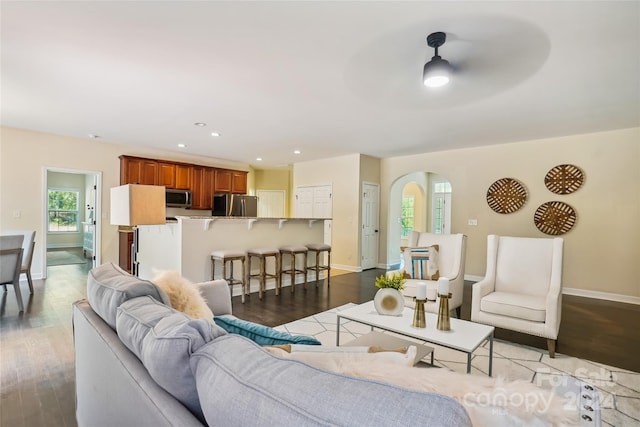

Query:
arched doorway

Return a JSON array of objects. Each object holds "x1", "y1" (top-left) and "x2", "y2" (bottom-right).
[{"x1": 386, "y1": 172, "x2": 451, "y2": 267}]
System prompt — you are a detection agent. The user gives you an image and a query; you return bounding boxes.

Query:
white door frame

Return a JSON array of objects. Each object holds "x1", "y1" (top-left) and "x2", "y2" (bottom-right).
[{"x1": 43, "y1": 167, "x2": 102, "y2": 278}]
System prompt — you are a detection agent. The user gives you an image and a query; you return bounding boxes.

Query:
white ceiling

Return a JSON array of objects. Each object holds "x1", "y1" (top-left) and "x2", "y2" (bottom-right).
[{"x1": 2, "y1": 1, "x2": 639, "y2": 168}]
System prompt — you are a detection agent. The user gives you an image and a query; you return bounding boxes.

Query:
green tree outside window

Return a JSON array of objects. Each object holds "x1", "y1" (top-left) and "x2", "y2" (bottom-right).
[
  {"x1": 48, "y1": 189, "x2": 80, "y2": 232},
  {"x1": 400, "y1": 196, "x2": 415, "y2": 238}
]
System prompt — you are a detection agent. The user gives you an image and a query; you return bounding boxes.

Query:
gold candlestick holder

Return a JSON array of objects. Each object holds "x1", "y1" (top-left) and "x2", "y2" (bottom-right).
[
  {"x1": 412, "y1": 298, "x2": 426, "y2": 328},
  {"x1": 437, "y1": 292, "x2": 452, "y2": 331}
]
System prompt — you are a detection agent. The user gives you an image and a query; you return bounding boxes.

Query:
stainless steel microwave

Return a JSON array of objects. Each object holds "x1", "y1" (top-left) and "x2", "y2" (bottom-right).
[{"x1": 165, "y1": 188, "x2": 192, "y2": 208}]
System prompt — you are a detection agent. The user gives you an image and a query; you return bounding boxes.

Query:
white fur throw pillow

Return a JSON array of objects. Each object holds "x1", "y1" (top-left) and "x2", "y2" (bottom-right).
[{"x1": 152, "y1": 271, "x2": 214, "y2": 321}]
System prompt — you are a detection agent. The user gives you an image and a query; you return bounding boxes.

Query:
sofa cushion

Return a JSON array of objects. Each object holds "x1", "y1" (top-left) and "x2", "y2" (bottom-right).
[
  {"x1": 152, "y1": 270, "x2": 214, "y2": 320},
  {"x1": 116, "y1": 296, "x2": 227, "y2": 422},
  {"x1": 87, "y1": 262, "x2": 171, "y2": 329},
  {"x1": 191, "y1": 335, "x2": 472, "y2": 426},
  {"x1": 480, "y1": 291, "x2": 546, "y2": 322},
  {"x1": 214, "y1": 316, "x2": 321, "y2": 346}
]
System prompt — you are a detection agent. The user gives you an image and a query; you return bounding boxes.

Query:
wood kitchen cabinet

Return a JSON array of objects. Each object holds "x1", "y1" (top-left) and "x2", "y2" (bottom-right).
[
  {"x1": 118, "y1": 231, "x2": 134, "y2": 273},
  {"x1": 214, "y1": 169, "x2": 232, "y2": 192},
  {"x1": 191, "y1": 166, "x2": 215, "y2": 209},
  {"x1": 231, "y1": 171, "x2": 248, "y2": 194},
  {"x1": 157, "y1": 162, "x2": 176, "y2": 187},
  {"x1": 156, "y1": 162, "x2": 191, "y2": 189},
  {"x1": 175, "y1": 164, "x2": 192, "y2": 189},
  {"x1": 214, "y1": 169, "x2": 248, "y2": 194},
  {"x1": 120, "y1": 155, "x2": 247, "y2": 198},
  {"x1": 120, "y1": 156, "x2": 158, "y2": 185}
]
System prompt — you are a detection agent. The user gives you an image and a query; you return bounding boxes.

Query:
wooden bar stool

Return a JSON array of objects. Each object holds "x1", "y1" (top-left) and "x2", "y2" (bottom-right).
[
  {"x1": 279, "y1": 245, "x2": 308, "y2": 293},
  {"x1": 211, "y1": 250, "x2": 247, "y2": 303},
  {"x1": 305, "y1": 243, "x2": 331, "y2": 286},
  {"x1": 247, "y1": 248, "x2": 280, "y2": 299}
]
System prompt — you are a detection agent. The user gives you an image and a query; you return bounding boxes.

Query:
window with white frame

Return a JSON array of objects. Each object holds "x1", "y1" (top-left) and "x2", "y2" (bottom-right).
[
  {"x1": 48, "y1": 189, "x2": 80, "y2": 232},
  {"x1": 400, "y1": 195, "x2": 415, "y2": 238},
  {"x1": 432, "y1": 181, "x2": 452, "y2": 234}
]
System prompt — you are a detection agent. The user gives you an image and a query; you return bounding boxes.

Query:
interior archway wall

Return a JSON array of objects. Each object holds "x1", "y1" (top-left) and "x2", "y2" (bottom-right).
[{"x1": 387, "y1": 171, "x2": 449, "y2": 267}]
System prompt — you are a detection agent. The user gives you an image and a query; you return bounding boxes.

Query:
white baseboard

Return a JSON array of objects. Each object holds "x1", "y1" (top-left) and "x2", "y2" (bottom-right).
[
  {"x1": 562, "y1": 287, "x2": 640, "y2": 305},
  {"x1": 332, "y1": 264, "x2": 362, "y2": 273}
]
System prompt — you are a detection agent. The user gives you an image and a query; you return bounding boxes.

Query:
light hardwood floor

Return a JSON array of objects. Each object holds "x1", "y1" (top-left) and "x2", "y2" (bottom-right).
[{"x1": 1, "y1": 263, "x2": 638, "y2": 426}]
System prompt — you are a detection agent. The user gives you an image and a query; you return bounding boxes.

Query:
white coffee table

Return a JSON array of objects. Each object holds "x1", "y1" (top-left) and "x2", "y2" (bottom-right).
[{"x1": 336, "y1": 300, "x2": 495, "y2": 376}]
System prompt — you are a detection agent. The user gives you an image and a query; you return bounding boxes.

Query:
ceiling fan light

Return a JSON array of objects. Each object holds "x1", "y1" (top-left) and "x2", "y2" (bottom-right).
[{"x1": 423, "y1": 56, "x2": 452, "y2": 88}]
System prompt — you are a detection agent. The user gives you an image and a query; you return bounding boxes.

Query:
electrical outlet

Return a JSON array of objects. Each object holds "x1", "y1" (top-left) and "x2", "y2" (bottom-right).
[{"x1": 468, "y1": 219, "x2": 478, "y2": 226}]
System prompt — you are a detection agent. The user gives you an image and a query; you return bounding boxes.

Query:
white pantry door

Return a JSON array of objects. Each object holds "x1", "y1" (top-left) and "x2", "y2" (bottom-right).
[
  {"x1": 256, "y1": 190, "x2": 286, "y2": 217},
  {"x1": 361, "y1": 182, "x2": 379, "y2": 270}
]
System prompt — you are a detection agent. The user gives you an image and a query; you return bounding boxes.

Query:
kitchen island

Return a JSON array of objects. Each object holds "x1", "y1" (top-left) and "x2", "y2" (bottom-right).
[{"x1": 136, "y1": 216, "x2": 329, "y2": 296}]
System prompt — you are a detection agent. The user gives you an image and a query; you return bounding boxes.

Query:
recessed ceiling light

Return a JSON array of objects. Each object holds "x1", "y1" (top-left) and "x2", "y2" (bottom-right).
[
  {"x1": 194, "y1": 122, "x2": 206, "y2": 127},
  {"x1": 293, "y1": 150, "x2": 301, "y2": 155},
  {"x1": 178, "y1": 143, "x2": 187, "y2": 148},
  {"x1": 211, "y1": 132, "x2": 220, "y2": 137},
  {"x1": 256, "y1": 157, "x2": 263, "y2": 161}
]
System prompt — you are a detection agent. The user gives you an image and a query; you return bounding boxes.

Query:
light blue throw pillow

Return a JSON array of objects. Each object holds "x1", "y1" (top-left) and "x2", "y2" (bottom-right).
[
  {"x1": 116, "y1": 296, "x2": 226, "y2": 422},
  {"x1": 87, "y1": 262, "x2": 171, "y2": 330},
  {"x1": 214, "y1": 316, "x2": 321, "y2": 346}
]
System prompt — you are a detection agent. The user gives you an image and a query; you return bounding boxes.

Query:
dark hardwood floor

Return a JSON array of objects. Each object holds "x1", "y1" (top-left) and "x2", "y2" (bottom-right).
[
  {"x1": 234, "y1": 270, "x2": 640, "y2": 373},
  {"x1": 0, "y1": 264, "x2": 638, "y2": 427}
]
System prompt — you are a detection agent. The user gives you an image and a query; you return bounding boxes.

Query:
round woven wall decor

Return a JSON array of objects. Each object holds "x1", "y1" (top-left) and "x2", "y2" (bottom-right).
[
  {"x1": 534, "y1": 201, "x2": 577, "y2": 235},
  {"x1": 486, "y1": 178, "x2": 528, "y2": 214},
  {"x1": 545, "y1": 164, "x2": 584, "y2": 194}
]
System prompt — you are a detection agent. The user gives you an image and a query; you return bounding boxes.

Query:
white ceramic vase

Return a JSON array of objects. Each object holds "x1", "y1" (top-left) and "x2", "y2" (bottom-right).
[{"x1": 373, "y1": 288, "x2": 405, "y2": 316}]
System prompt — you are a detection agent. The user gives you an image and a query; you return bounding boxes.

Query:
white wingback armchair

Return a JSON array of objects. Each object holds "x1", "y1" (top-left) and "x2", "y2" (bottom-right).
[
  {"x1": 471, "y1": 235, "x2": 564, "y2": 358},
  {"x1": 391, "y1": 232, "x2": 467, "y2": 316}
]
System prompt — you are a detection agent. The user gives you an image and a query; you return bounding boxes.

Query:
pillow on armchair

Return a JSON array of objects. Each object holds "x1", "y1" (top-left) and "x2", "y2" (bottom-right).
[{"x1": 404, "y1": 245, "x2": 440, "y2": 280}]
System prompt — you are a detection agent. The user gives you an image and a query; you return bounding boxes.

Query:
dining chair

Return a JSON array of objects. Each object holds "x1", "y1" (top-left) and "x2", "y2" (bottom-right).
[
  {"x1": 1, "y1": 235, "x2": 25, "y2": 312},
  {"x1": 2, "y1": 230, "x2": 36, "y2": 293}
]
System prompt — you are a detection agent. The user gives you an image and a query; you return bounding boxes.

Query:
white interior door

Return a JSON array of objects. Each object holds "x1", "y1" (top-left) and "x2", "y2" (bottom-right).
[
  {"x1": 256, "y1": 190, "x2": 286, "y2": 217},
  {"x1": 295, "y1": 187, "x2": 313, "y2": 218},
  {"x1": 295, "y1": 185, "x2": 332, "y2": 219},
  {"x1": 361, "y1": 182, "x2": 379, "y2": 270},
  {"x1": 312, "y1": 185, "x2": 332, "y2": 218}
]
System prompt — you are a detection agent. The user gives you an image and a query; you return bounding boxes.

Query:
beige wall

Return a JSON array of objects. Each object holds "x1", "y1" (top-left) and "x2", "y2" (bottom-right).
[
  {"x1": 380, "y1": 127, "x2": 640, "y2": 298},
  {"x1": 4, "y1": 125, "x2": 638, "y2": 299},
  {"x1": 293, "y1": 154, "x2": 361, "y2": 269},
  {"x1": 254, "y1": 168, "x2": 292, "y2": 216},
  {"x1": 0, "y1": 126, "x2": 251, "y2": 279},
  {"x1": 359, "y1": 154, "x2": 380, "y2": 184}
]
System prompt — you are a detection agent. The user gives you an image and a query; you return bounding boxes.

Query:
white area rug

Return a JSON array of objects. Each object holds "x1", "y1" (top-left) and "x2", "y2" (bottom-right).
[{"x1": 274, "y1": 303, "x2": 640, "y2": 427}]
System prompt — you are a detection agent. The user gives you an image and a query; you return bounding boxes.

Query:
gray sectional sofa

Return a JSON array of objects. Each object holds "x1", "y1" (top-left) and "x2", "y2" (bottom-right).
[{"x1": 73, "y1": 263, "x2": 472, "y2": 426}]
